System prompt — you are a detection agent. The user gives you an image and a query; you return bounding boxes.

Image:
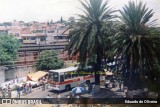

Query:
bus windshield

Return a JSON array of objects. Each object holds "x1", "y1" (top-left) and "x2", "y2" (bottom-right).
[{"x1": 48, "y1": 72, "x2": 59, "y2": 82}]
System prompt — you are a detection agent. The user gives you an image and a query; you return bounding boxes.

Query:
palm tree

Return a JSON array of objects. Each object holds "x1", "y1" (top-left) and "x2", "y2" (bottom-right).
[
  {"x1": 67, "y1": 0, "x2": 116, "y2": 89},
  {"x1": 111, "y1": 1, "x2": 160, "y2": 89}
]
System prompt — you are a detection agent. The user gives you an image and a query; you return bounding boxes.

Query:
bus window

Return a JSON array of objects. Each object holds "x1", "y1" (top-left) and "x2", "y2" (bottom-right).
[
  {"x1": 64, "y1": 72, "x2": 71, "y2": 79},
  {"x1": 72, "y1": 71, "x2": 78, "y2": 78},
  {"x1": 60, "y1": 75, "x2": 64, "y2": 82},
  {"x1": 48, "y1": 72, "x2": 59, "y2": 82}
]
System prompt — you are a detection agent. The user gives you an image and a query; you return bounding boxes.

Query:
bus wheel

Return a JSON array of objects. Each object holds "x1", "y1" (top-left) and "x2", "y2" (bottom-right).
[
  {"x1": 65, "y1": 85, "x2": 71, "y2": 91},
  {"x1": 86, "y1": 80, "x2": 90, "y2": 85}
]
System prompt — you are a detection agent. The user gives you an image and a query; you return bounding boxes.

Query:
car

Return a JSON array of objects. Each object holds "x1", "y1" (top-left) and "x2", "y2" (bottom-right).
[{"x1": 26, "y1": 81, "x2": 40, "y2": 88}]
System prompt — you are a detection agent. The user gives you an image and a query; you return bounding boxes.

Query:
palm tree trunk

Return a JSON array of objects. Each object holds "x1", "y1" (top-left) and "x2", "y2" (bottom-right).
[
  {"x1": 128, "y1": 50, "x2": 134, "y2": 90},
  {"x1": 94, "y1": 53, "x2": 101, "y2": 92}
]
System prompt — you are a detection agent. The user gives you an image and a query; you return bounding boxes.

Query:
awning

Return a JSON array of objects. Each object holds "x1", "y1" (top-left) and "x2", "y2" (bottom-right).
[{"x1": 27, "y1": 71, "x2": 48, "y2": 81}]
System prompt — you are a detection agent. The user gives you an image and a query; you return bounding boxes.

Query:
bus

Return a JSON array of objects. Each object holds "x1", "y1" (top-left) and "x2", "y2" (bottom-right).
[{"x1": 48, "y1": 66, "x2": 96, "y2": 91}]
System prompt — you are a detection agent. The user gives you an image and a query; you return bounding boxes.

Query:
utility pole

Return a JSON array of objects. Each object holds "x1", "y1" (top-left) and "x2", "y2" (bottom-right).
[
  {"x1": 38, "y1": 42, "x2": 40, "y2": 56},
  {"x1": 24, "y1": 50, "x2": 26, "y2": 65}
]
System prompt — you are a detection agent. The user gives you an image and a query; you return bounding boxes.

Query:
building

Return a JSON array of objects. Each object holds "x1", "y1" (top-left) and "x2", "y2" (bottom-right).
[
  {"x1": 0, "y1": 26, "x2": 9, "y2": 35},
  {"x1": 8, "y1": 26, "x2": 21, "y2": 37},
  {"x1": 15, "y1": 42, "x2": 70, "y2": 66},
  {"x1": 21, "y1": 33, "x2": 46, "y2": 44},
  {"x1": 0, "y1": 20, "x2": 76, "y2": 66}
]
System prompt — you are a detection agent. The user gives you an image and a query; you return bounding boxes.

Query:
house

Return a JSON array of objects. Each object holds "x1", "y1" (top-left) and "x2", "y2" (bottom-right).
[
  {"x1": 8, "y1": 26, "x2": 21, "y2": 37},
  {"x1": 0, "y1": 26, "x2": 9, "y2": 35},
  {"x1": 21, "y1": 33, "x2": 46, "y2": 44}
]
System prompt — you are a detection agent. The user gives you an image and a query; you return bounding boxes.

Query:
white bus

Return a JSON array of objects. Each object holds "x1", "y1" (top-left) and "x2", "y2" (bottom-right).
[{"x1": 48, "y1": 66, "x2": 95, "y2": 91}]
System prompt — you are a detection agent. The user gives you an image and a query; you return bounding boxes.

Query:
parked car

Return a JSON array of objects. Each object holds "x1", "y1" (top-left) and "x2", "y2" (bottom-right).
[{"x1": 26, "y1": 81, "x2": 40, "y2": 88}]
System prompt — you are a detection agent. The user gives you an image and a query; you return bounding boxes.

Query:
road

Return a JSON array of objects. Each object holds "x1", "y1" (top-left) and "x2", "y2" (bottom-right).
[{"x1": 12, "y1": 86, "x2": 70, "y2": 98}]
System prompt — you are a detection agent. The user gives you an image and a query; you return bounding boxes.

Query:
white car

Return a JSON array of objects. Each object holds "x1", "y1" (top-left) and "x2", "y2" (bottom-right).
[{"x1": 26, "y1": 81, "x2": 40, "y2": 88}]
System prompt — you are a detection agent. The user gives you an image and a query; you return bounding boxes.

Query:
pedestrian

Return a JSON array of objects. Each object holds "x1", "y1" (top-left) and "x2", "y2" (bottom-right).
[
  {"x1": 119, "y1": 81, "x2": 122, "y2": 91},
  {"x1": 23, "y1": 84, "x2": 27, "y2": 95},
  {"x1": 88, "y1": 84, "x2": 92, "y2": 94},
  {"x1": 42, "y1": 80, "x2": 45, "y2": 91},
  {"x1": 76, "y1": 94, "x2": 80, "y2": 107},
  {"x1": 56, "y1": 93, "x2": 61, "y2": 107},
  {"x1": 26, "y1": 84, "x2": 29, "y2": 94},
  {"x1": 29, "y1": 83, "x2": 32, "y2": 93},
  {"x1": 45, "y1": 94, "x2": 52, "y2": 103},
  {"x1": 16, "y1": 76, "x2": 18, "y2": 83},
  {"x1": 91, "y1": 87, "x2": 95, "y2": 96},
  {"x1": 5, "y1": 85, "x2": 8, "y2": 94},
  {"x1": 13, "y1": 79, "x2": 15, "y2": 84},
  {"x1": 17, "y1": 86, "x2": 21, "y2": 98},
  {"x1": 2, "y1": 88, "x2": 6, "y2": 98},
  {"x1": 8, "y1": 86, "x2": 11, "y2": 98}
]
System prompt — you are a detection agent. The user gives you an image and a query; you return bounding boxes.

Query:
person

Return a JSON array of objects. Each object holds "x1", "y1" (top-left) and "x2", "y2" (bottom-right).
[
  {"x1": 80, "y1": 82, "x2": 85, "y2": 87},
  {"x1": 42, "y1": 80, "x2": 45, "y2": 91},
  {"x1": 16, "y1": 76, "x2": 18, "y2": 83},
  {"x1": 8, "y1": 86, "x2": 11, "y2": 98},
  {"x1": 67, "y1": 93, "x2": 75, "y2": 104},
  {"x1": 119, "y1": 81, "x2": 122, "y2": 91},
  {"x1": 56, "y1": 93, "x2": 61, "y2": 107},
  {"x1": 23, "y1": 84, "x2": 26, "y2": 95},
  {"x1": 91, "y1": 87, "x2": 95, "y2": 96},
  {"x1": 88, "y1": 84, "x2": 92, "y2": 94},
  {"x1": 2, "y1": 88, "x2": 6, "y2": 98},
  {"x1": 76, "y1": 94, "x2": 80, "y2": 107},
  {"x1": 29, "y1": 83, "x2": 32, "y2": 93},
  {"x1": 13, "y1": 79, "x2": 15, "y2": 84},
  {"x1": 5, "y1": 85, "x2": 8, "y2": 94},
  {"x1": 45, "y1": 95, "x2": 52, "y2": 103},
  {"x1": 17, "y1": 86, "x2": 21, "y2": 98},
  {"x1": 26, "y1": 84, "x2": 29, "y2": 94}
]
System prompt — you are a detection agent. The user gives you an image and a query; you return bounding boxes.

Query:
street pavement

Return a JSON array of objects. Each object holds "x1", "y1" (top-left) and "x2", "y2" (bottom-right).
[
  {"x1": 1, "y1": 85, "x2": 126, "y2": 107},
  {"x1": 11, "y1": 85, "x2": 125, "y2": 99},
  {"x1": 11, "y1": 86, "x2": 70, "y2": 98}
]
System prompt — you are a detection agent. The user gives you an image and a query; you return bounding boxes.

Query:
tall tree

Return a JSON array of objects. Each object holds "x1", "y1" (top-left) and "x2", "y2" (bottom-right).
[
  {"x1": 67, "y1": 0, "x2": 116, "y2": 90},
  {"x1": 36, "y1": 50, "x2": 64, "y2": 71},
  {"x1": 0, "y1": 35, "x2": 20, "y2": 65},
  {"x1": 111, "y1": 1, "x2": 160, "y2": 89}
]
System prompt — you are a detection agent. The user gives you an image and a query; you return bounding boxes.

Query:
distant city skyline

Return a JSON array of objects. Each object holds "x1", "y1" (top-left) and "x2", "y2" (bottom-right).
[{"x1": 0, "y1": 0, "x2": 160, "y2": 26}]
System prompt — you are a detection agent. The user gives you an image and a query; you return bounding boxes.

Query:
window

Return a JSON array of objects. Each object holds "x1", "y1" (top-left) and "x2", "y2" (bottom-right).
[
  {"x1": 60, "y1": 75, "x2": 64, "y2": 82},
  {"x1": 64, "y1": 72, "x2": 71, "y2": 79},
  {"x1": 19, "y1": 54, "x2": 24, "y2": 57},
  {"x1": 48, "y1": 72, "x2": 59, "y2": 82},
  {"x1": 54, "y1": 36, "x2": 58, "y2": 39},
  {"x1": 40, "y1": 37, "x2": 45, "y2": 41},
  {"x1": 31, "y1": 37, "x2": 35, "y2": 40},
  {"x1": 72, "y1": 71, "x2": 78, "y2": 78}
]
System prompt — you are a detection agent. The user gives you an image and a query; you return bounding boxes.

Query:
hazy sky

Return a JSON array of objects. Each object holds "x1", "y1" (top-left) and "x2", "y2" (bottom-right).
[{"x1": 0, "y1": 0, "x2": 160, "y2": 25}]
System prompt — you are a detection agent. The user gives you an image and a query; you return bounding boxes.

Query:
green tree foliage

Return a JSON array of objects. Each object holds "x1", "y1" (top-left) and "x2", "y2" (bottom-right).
[
  {"x1": 110, "y1": 1, "x2": 160, "y2": 89},
  {"x1": 0, "y1": 35, "x2": 20, "y2": 65},
  {"x1": 67, "y1": 0, "x2": 116, "y2": 85},
  {"x1": 36, "y1": 50, "x2": 64, "y2": 71}
]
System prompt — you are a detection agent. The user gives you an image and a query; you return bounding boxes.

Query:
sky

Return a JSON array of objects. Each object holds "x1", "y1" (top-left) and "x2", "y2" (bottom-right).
[{"x1": 0, "y1": 0, "x2": 160, "y2": 25}]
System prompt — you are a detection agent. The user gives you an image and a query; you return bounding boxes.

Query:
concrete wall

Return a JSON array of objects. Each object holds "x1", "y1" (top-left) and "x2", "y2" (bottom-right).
[
  {"x1": 5, "y1": 66, "x2": 36, "y2": 81},
  {"x1": 0, "y1": 67, "x2": 6, "y2": 84}
]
